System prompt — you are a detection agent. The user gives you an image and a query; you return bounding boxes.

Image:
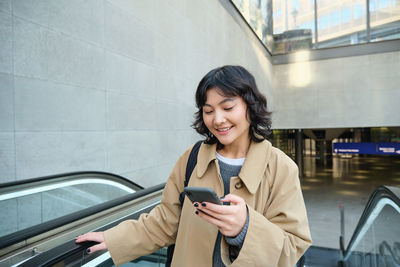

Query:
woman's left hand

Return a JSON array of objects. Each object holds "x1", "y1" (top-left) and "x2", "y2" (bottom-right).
[{"x1": 195, "y1": 194, "x2": 247, "y2": 237}]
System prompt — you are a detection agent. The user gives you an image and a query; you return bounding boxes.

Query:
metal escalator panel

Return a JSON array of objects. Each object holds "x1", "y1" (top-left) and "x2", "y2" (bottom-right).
[
  {"x1": 343, "y1": 186, "x2": 400, "y2": 267},
  {"x1": 296, "y1": 246, "x2": 341, "y2": 267},
  {"x1": 0, "y1": 172, "x2": 151, "y2": 267},
  {"x1": 0, "y1": 171, "x2": 142, "y2": 240},
  {"x1": 40, "y1": 247, "x2": 168, "y2": 267},
  {"x1": 11, "y1": 184, "x2": 164, "y2": 267}
]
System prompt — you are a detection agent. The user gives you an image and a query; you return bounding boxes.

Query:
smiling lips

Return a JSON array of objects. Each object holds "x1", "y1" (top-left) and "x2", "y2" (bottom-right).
[{"x1": 216, "y1": 126, "x2": 233, "y2": 135}]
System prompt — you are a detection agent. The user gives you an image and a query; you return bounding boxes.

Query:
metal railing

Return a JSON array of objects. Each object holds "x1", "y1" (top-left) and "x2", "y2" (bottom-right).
[{"x1": 341, "y1": 185, "x2": 400, "y2": 267}]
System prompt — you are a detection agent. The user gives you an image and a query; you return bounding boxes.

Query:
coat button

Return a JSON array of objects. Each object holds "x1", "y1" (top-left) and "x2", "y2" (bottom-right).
[{"x1": 235, "y1": 182, "x2": 242, "y2": 189}]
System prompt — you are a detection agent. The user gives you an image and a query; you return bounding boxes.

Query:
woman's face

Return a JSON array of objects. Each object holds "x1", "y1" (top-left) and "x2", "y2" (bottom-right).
[{"x1": 202, "y1": 88, "x2": 250, "y2": 148}]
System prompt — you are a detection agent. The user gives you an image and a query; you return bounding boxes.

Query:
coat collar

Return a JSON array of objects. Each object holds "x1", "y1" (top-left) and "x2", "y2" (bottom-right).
[{"x1": 196, "y1": 140, "x2": 272, "y2": 194}]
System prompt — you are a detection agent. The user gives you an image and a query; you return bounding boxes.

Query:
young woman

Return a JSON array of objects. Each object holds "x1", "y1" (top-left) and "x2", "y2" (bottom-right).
[{"x1": 76, "y1": 65, "x2": 312, "y2": 266}]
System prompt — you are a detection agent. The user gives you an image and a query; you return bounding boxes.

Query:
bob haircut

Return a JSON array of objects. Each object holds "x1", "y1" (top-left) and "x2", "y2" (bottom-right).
[{"x1": 192, "y1": 65, "x2": 272, "y2": 145}]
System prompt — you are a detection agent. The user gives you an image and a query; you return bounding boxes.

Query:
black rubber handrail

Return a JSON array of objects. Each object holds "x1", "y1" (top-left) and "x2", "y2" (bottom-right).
[
  {"x1": 342, "y1": 185, "x2": 400, "y2": 260},
  {"x1": 0, "y1": 171, "x2": 143, "y2": 190},
  {"x1": 0, "y1": 183, "x2": 165, "y2": 250},
  {"x1": 18, "y1": 202, "x2": 159, "y2": 267},
  {"x1": 18, "y1": 203, "x2": 158, "y2": 267}
]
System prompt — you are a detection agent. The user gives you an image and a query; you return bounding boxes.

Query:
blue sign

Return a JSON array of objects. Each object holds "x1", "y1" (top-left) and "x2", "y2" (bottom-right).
[
  {"x1": 377, "y1": 143, "x2": 400, "y2": 155},
  {"x1": 333, "y1": 142, "x2": 376, "y2": 154}
]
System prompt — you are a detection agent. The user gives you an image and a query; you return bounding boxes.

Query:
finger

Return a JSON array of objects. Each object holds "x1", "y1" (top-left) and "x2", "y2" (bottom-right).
[
  {"x1": 198, "y1": 202, "x2": 231, "y2": 215},
  {"x1": 75, "y1": 234, "x2": 90, "y2": 243},
  {"x1": 196, "y1": 209, "x2": 239, "y2": 236},
  {"x1": 197, "y1": 206, "x2": 240, "y2": 224},
  {"x1": 196, "y1": 206, "x2": 224, "y2": 220},
  {"x1": 197, "y1": 206, "x2": 227, "y2": 220},
  {"x1": 75, "y1": 232, "x2": 104, "y2": 243},
  {"x1": 196, "y1": 209, "x2": 225, "y2": 228},
  {"x1": 87, "y1": 242, "x2": 107, "y2": 254},
  {"x1": 75, "y1": 233, "x2": 94, "y2": 243},
  {"x1": 220, "y1": 194, "x2": 244, "y2": 205}
]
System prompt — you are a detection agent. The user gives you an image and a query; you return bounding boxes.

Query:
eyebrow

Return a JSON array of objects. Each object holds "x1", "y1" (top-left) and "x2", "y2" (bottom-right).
[{"x1": 203, "y1": 98, "x2": 236, "y2": 107}]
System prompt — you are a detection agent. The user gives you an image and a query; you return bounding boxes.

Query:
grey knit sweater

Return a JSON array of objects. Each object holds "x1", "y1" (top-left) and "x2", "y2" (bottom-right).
[{"x1": 212, "y1": 159, "x2": 249, "y2": 267}]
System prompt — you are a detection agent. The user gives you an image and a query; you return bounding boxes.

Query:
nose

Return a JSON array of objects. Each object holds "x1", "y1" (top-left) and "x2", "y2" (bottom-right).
[{"x1": 214, "y1": 110, "x2": 226, "y2": 125}]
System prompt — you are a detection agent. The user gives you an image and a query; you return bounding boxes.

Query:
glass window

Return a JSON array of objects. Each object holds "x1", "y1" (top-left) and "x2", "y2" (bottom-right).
[
  {"x1": 293, "y1": 0, "x2": 300, "y2": 10},
  {"x1": 379, "y1": 0, "x2": 391, "y2": 8},
  {"x1": 319, "y1": 15, "x2": 329, "y2": 29},
  {"x1": 370, "y1": 0, "x2": 400, "y2": 42},
  {"x1": 370, "y1": 0, "x2": 377, "y2": 12},
  {"x1": 231, "y1": 0, "x2": 400, "y2": 54},
  {"x1": 275, "y1": 9, "x2": 283, "y2": 19},
  {"x1": 272, "y1": 0, "x2": 315, "y2": 54},
  {"x1": 354, "y1": 4, "x2": 365, "y2": 19},
  {"x1": 232, "y1": 0, "x2": 274, "y2": 51},
  {"x1": 342, "y1": 7, "x2": 352, "y2": 23},
  {"x1": 330, "y1": 11, "x2": 341, "y2": 26},
  {"x1": 301, "y1": 20, "x2": 313, "y2": 29},
  {"x1": 317, "y1": 1, "x2": 367, "y2": 48}
]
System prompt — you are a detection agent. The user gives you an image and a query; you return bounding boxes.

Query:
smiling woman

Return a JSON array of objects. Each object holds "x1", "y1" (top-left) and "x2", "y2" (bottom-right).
[
  {"x1": 193, "y1": 65, "x2": 272, "y2": 150},
  {"x1": 201, "y1": 89, "x2": 250, "y2": 158},
  {"x1": 76, "y1": 65, "x2": 312, "y2": 267}
]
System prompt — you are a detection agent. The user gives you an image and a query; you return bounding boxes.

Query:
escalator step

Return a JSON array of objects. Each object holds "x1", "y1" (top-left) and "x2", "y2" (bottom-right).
[{"x1": 302, "y1": 246, "x2": 341, "y2": 267}]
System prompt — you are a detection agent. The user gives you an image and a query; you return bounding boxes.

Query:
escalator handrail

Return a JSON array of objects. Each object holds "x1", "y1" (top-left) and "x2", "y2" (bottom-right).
[
  {"x1": 343, "y1": 185, "x2": 400, "y2": 260},
  {"x1": 18, "y1": 202, "x2": 159, "y2": 267},
  {"x1": 18, "y1": 202, "x2": 158, "y2": 267},
  {"x1": 0, "y1": 183, "x2": 165, "y2": 250},
  {"x1": 0, "y1": 171, "x2": 143, "y2": 190}
]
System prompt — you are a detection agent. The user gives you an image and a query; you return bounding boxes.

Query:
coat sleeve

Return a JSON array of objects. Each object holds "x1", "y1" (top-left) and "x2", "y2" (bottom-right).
[
  {"x1": 222, "y1": 151, "x2": 312, "y2": 267},
  {"x1": 103, "y1": 147, "x2": 192, "y2": 266}
]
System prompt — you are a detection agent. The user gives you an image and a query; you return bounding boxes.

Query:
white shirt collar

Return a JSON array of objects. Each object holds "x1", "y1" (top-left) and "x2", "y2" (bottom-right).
[{"x1": 216, "y1": 152, "x2": 245, "y2": 166}]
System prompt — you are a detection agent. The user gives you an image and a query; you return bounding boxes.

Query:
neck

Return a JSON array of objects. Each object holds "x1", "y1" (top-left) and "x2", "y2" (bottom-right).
[{"x1": 217, "y1": 138, "x2": 250, "y2": 159}]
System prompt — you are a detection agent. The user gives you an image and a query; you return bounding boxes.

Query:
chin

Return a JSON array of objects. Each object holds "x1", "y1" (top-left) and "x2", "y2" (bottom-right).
[{"x1": 215, "y1": 137, "x2": 233, "y2": 146}]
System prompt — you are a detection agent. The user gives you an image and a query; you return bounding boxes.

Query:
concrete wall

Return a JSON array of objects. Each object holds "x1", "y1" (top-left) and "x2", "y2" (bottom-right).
[
  {"x1": 0, "y1": 0, "x2": 273, "y2": 186},
  {"x1": 273, "y1": 51, "x2": 400, "y2": 129}
]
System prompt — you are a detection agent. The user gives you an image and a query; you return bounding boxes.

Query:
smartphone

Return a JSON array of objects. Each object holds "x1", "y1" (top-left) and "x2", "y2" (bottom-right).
[{"x1": 184, "y1": 187, "x2": 222, "y2": 205}]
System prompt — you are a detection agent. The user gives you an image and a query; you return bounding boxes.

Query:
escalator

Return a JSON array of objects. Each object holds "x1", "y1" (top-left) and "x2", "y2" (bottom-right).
[
  {"x1": 1, "y1": 173, "x2": 399, "y2": 267},
  {"x1": 0, "y1": 171, "x2": 143, "y2": 240},
  {"x1": 0, "y1": 171, "x2": 160, "y2": 267},
  {"x1": 298, "y1": 185, "x2": 400, "y2": 267},
  {"x1": 2, "y1": 181, "x2": 165, "y2": 267}
]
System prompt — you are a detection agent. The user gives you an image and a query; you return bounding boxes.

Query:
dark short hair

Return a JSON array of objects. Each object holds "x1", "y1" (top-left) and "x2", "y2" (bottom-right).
[{"x1": 192, "y1": 65, "x2": 272, "y2": 145}]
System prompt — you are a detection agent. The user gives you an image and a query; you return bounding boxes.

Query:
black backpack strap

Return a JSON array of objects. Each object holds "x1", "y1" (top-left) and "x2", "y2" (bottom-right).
[
  {"x1": 166, "y1": 140, "x2": 202, "y2": 267},
  {"x1": 185, "y1": 140, "x2": 202, "y2": 186},
  {"x1": 179, "y1": 140, "x2": 202, "y2": 205}
]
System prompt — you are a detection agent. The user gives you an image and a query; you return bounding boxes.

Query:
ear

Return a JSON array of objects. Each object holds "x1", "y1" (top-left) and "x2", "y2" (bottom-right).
[{"x1": 246, "y1": 107, "x2": 251, "y2": 123}]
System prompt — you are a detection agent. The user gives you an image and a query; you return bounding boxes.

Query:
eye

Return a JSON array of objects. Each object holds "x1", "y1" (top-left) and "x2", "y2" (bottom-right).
[
  {"x1": 224, "y1": 106, "x2": 234, "y2": 111},
  {"x1": 204, "y1": 110, "x2": 213, "y2": 115}
]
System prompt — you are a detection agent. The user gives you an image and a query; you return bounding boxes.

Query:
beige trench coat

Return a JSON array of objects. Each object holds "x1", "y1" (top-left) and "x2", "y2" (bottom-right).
[{"x1": 104, "y1": 140, "x2": 312, "y2": 266}]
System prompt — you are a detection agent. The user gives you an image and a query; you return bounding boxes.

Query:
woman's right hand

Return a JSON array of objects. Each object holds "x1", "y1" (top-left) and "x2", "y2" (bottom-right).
[{"x1": 75, "y1": 232, "x2": 107, "y2": 254}]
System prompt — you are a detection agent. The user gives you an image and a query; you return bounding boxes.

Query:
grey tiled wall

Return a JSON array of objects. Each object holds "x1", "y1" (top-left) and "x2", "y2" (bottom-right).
[
  {"x1": 273, "y1": 51, "x2": 400, "y2": 129},
  {"x1": 0, "y1": 0, "x2": 273, "y2": 185}
]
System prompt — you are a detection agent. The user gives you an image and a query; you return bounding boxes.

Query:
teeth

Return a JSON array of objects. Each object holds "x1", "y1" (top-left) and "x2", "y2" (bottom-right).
[{"x1": 217, "y1": 127, "x2": 231, "y2": 132}]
